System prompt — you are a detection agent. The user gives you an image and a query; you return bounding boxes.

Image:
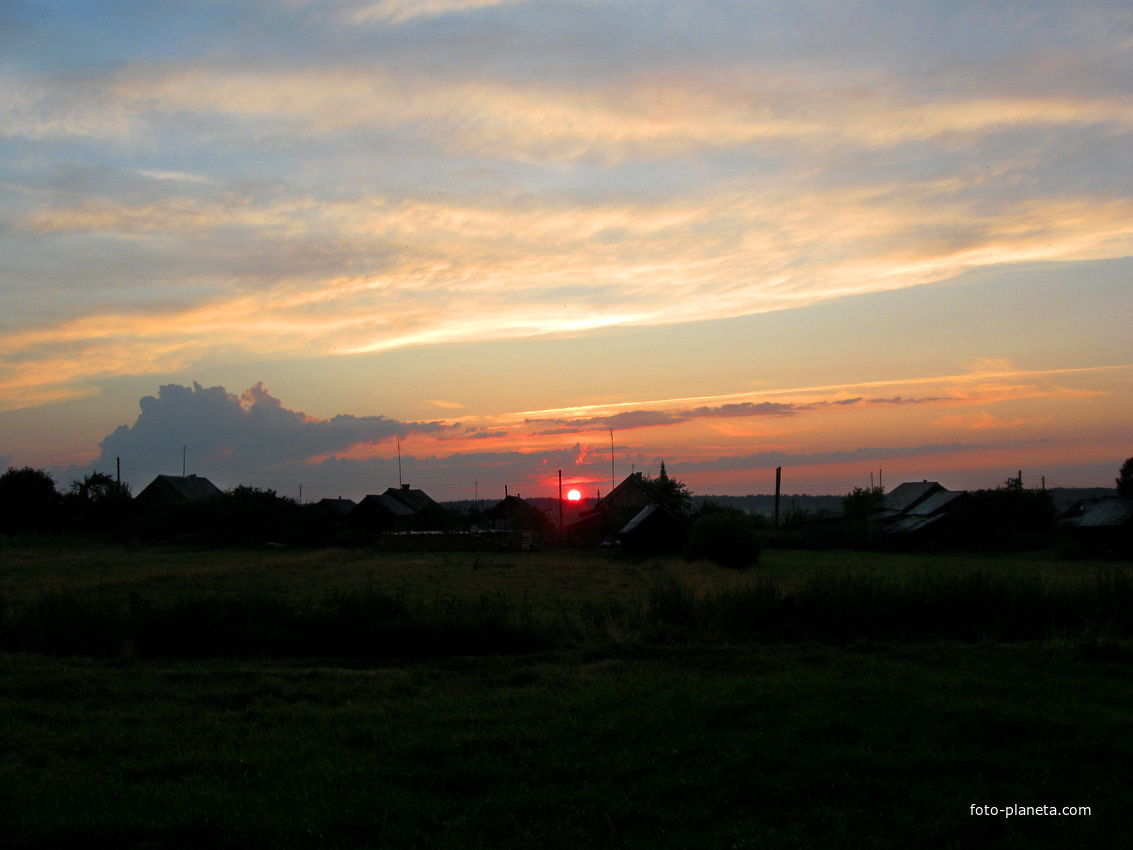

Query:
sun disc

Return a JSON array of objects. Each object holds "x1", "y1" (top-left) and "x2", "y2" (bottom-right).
[{"x1": 567, "y1": 489, "x2": 582, "y2": 501}]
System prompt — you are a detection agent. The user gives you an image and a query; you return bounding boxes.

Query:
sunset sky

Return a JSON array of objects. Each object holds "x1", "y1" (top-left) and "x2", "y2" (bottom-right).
[{"x1": 2, "y1": 0, "x2": 1131, "y2": 502}]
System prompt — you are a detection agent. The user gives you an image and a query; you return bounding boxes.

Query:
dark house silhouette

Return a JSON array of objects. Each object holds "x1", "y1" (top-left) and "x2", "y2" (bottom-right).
[
  {"x1": 796, "y1": 480, "x2": 995, "y2": 549},
  {"x1": 349, "y1": 484, "x2": 443, "y2": 531},
  {"x1": 350, "y1": 493, "x2": 416, "y2": 532},
  {"x1": 1072, "y1": 497, "x2": 1133, "y2": 557},
  {"x1": 381, "y1": 485, "x2": 438, "y2": 514},
  {"x1": 869, "y1": 482, "x2": 994, "y2": 548},
  {"x1": 313, "y1": 497, "x2": 357, "y2": 517},
  {"x1": 568, "y1": 472, "x2": 689, "y2": 552},
  {"x1": 616, "y1": 503, "x2": 689, "y2": 555},
  {"x1": 481, "y1": 495, "x2": 550, "y2": 532},
  {"x1": 134, "y1": 474, "x2": 223, "y2": 513}
]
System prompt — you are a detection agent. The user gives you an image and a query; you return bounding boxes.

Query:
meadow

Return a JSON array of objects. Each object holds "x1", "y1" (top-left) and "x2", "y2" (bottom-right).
[{"x1": 2, "y1": 541, "x2": 1131, "y2": 847}]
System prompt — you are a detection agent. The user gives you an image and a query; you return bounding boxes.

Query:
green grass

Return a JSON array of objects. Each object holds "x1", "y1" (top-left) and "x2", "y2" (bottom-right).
[
  {"x1": 1, "y1": 541, "x2": 1130, "y2": 846},
  {"x1": 2, "y1": 646, "x2": 1128, "y2": 848}
]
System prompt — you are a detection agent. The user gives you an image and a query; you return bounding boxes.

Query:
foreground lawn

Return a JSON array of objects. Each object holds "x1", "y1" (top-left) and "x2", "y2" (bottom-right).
[{"x1": 2, "y1": 645, "x2": 1129, "y2": 848}]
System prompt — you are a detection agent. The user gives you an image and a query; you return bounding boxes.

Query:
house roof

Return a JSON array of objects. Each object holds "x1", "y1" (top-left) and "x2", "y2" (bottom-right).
[
  {"x1": 482, "y1": 495, "x2": 542, "y2": 519},
  {"x1": 619, "y1": 504, "x2": 662, "y2": 535},
  {"x1": 355, "y1": 493, "x2": 415, "y2": 518},
  {"x1": 594, "y1": 472, "x2": 664, "y2": 510},
  {"x1": 315, "y1": 497, "x2": 357, "y2": 515},
  {"x1": 137, "y1": 474, "x2": 223, "y2": 505},
  {"x1": 382, "y1": 486, "x2": 438, "y2": 513},
  {"x1": 881, "y1": 481, "x2": 947, "y2": 514},
  {"x1": 618, "y1": 503, "x2": 688, "y2": 536},
  {"x1": 1073, "y1": 498, "x2": 1133, "y2": 528},
  {"x1": 906, "y1": 490, "x2": 967, "y2": 517}
]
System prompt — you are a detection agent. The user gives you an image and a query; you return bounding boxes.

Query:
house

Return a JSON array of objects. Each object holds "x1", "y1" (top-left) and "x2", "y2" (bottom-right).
[
  {"x1": 481, "y1": 495, "x2": 550, "y2": 532},
  {"x1": 313, "y1": 497, "x2": 357, "y2": 517},
  {"x1": 133, "y1": 474, "x2": 223, "y2": 513},
  {"x1": 870, "y1": 483, "x2": 995, "y2": 549},
  {"x1": 874, "y1": 490, "x2": 995, "y2": 548},
  {"x1": 871, "y1": 480, "x2": 948, "y2": 521},
  {"x1": 349, "y1": 484, "x2": 447, "y2": 531},
  {"x1": 349, "y1": 493, "x2": 416, "y2": 532},
  {"x1": 1071, "y1": 498, "x2": 1133, "y2": 557},
  {"x1": 567, "y1": 472, "x2": 689, "y2": 549},
  {"x1": 381, "y1": 484, "x2": 438, "y2": 514}
]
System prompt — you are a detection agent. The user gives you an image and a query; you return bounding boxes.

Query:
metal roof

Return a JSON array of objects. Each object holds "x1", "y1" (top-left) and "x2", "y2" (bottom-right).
[
  {"x1": 882, "y1": 481, "x2": 946, "y2": 514},
  {"x1": 1074, "y1": 498, "x2": 1133, "y2": 528}
]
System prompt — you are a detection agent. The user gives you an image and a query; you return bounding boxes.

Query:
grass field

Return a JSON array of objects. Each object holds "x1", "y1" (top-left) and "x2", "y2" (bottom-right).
[{"x1": 2, "y1": 541, "x2": 1131, "y2": 847}]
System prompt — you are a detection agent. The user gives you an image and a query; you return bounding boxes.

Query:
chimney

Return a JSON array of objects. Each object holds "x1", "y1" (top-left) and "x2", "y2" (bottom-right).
[{"x1": 401, "y1": 483, "x2": 410, "y2": 491}]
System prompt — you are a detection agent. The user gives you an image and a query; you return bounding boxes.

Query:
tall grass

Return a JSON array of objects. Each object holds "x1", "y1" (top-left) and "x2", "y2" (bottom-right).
[
  {"x1": 2, "y1": 568, "x2": 1130, "y2": 658},
  {"x1": 645, "y1": 569, "x2": 1133, "y2": 644}
]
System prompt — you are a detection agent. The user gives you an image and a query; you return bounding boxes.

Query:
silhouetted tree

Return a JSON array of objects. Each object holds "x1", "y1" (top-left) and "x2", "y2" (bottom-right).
[
  {"x1": 1117, "y1": 456, "x2": 1133, "y2": 498},
  {"x1": 976, "y1": 473, "x2": 1056, "y2": 535},
  {"x1": 841, "y1": 485, "x2": 886, "y2": 516},
  {"x1": 0, "y1": 466, "x2": 62, "y2": 534},
  {"x1": 645, "y1": 461, "x2": 693, "y2": 517},
  {"x1": 65, "y1": 471, "x2": 132, "y2": 532}
]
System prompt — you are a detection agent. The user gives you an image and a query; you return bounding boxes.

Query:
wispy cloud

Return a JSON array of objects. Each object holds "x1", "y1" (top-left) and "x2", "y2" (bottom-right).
[{"x1": 2, "y1": 1, "x2": 1130, "y2": 492}]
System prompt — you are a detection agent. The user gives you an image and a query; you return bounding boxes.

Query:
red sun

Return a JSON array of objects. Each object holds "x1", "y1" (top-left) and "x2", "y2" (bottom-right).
[{"x1": 567, "y1": 489, "x2": 582, "y2": 501}]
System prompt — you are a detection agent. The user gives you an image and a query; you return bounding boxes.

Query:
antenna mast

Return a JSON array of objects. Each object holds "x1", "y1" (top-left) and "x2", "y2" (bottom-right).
[{"x1": 397, "y1": 436, "x2": 403, "y2": 488}]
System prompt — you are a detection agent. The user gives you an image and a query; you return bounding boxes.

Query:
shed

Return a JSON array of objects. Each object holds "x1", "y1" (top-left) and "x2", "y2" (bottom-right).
[{"x1": 617, "y1": 504, "x2": 689, "y2": 556}]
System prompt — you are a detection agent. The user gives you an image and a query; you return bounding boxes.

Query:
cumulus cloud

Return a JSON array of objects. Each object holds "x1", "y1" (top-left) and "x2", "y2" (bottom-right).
[{"x1": 97, "y1": 382, "x2": 452, "y2": 472}]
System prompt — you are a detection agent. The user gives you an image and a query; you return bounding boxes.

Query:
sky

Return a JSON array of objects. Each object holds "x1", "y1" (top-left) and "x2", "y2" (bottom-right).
[{"x1": 2, "y1": 0, "x2": 1131, "y2": 503}]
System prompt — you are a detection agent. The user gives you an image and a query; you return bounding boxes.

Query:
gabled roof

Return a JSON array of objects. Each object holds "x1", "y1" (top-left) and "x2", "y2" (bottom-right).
[
  {"x1": 881, "y1": 481, "x2": 947, "y2": 514},
  {"x1": 482, "y1": 494, "x2": 542, "y2": 520},
  {"x1": 136, "y1": 474, "x2": 223, "y2": 506},
  {"x1": 382, "y1": 486, "x2": 438, "y2": 513},
  {"x1": 315, "y1": 497, "x2": 357, "y2": 515},
  {"x1": 355, "y1": 493, "x2": 415, "y2": 518},
  {"x1": 594, "y1": 472, "x2": 663, "y2": 510}
]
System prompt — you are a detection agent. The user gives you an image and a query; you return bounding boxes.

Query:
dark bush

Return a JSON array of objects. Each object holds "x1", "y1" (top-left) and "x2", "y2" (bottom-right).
[{"x1": 684, "y1": 514, "x2": 761, "y2": 568}]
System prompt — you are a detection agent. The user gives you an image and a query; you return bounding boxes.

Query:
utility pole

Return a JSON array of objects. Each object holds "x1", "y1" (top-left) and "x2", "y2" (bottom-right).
[
  {"x1": 774, "y1": 466, "x2": 782, "y2": 528},
  {"x1": 610, "y1": 430, "x2": 615, "y2": 492},
  {"x1": 397, "y1": 436, "x2": 403, "y2": 488},
  {"x1": 558, "y1": 470, "x2": 564, "y2": 534},
  {"x1": 182, "y1": 446, "x2": 186, "y2": 477},
  {"x1": 116, "y1": 457, "x2": 120, "y2": 485}
]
